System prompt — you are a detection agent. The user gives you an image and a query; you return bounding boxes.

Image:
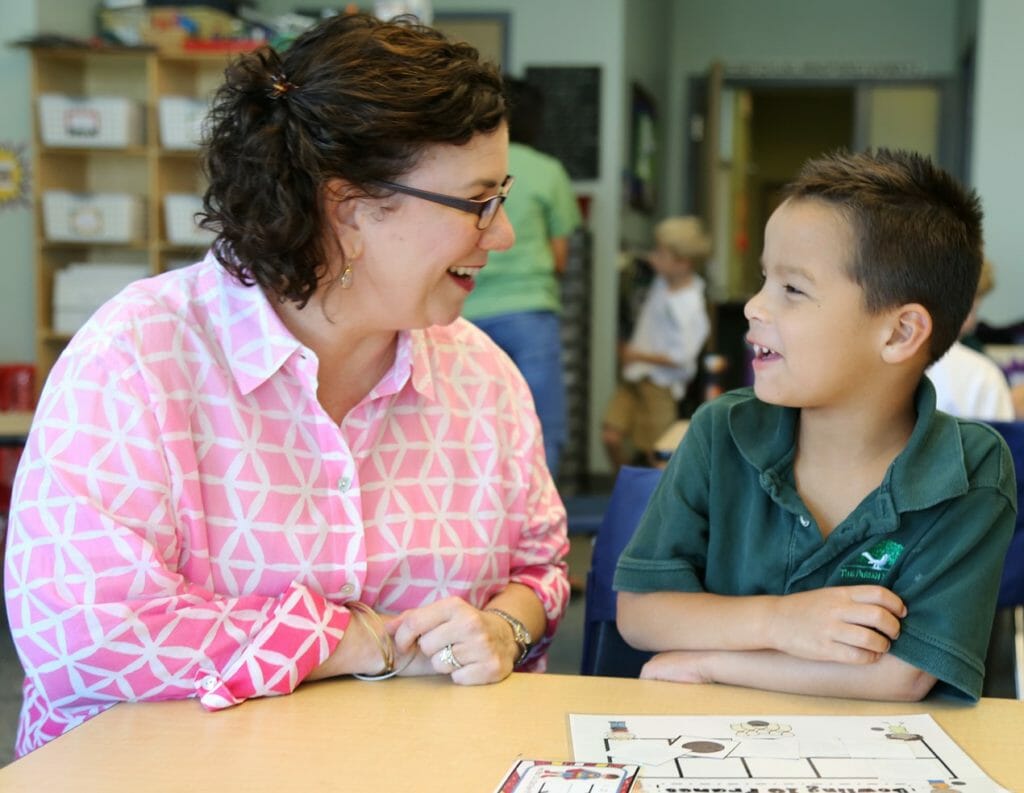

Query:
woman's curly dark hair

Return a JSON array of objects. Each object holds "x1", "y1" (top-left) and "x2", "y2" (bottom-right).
[{"x1": 200, "y1": 13, "x2": 507, "y2": 306}]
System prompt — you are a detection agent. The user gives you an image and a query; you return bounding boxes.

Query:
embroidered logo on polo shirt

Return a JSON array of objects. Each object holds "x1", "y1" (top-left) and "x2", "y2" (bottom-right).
[{"x1": 838, "y1": 539, "x2": 905, "y2": 582}]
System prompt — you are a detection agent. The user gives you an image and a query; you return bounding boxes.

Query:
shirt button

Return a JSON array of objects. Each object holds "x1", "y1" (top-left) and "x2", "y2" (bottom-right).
[
  {"x1": 799, "y1": 515, "x2": 810, "y2": 527},
  {"x1": 201, "y1": 675, "x2": 218, "y2": 691},
  {"x1": 340, "y1": 583, "x2": 355, "y2": 596},
  {"x1": 337, "y1": 476, "x2": 351, "y2": 492}
]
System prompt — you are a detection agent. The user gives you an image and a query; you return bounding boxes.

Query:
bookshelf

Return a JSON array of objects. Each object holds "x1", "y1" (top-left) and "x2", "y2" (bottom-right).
[{"x1": 30, "y1": 47, "x2": 229, "y2": 391}]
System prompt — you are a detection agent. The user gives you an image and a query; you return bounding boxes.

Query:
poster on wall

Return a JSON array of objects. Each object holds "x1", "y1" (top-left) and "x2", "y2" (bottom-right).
[
  {"x1": 0, "y1": 142, "x2": 30, "y2": 211},
  {"x1": 627, "y1": 83, "x2": 657, "y2": 213},
  {"x1": 525, "y1": 66, "x2": 601, "y2": 181}
]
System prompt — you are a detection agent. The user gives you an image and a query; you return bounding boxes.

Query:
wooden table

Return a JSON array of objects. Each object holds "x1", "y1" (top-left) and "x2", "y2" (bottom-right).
[{"x1": 0, "y1": 673, "x2": 1019, "y2": 791}]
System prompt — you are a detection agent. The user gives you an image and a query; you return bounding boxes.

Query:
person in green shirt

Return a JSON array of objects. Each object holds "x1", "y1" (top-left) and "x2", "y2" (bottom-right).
[
  {"x1": 614, "y1": 149, "x2": 1016, "y2": 702},
  {"x1": 462, "y1": 79, "x2": 582, "y2": 475}
]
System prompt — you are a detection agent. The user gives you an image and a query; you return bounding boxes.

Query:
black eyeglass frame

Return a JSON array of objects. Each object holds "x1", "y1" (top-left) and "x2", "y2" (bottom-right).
[{"x1": 371, "y1": 175, "x2": 514, "y2": 230}]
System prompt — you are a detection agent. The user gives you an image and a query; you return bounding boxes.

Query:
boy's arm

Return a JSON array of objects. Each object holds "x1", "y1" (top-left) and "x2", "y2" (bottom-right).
[
  {"x1": 620, "y1": 345, "x2": 678, "y2": 368},
  {"x1": 620, "y1": 584, "x2": 932, "y2": 700},
  {"x1": 640, "y1": 648, "x2": 937, "y2": 701},
  {"x1": 617, "y1": 584, "x2": 905, "y2": 666}
]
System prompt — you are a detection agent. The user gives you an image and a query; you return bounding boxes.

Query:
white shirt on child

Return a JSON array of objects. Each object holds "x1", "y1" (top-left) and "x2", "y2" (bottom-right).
[
  {"x1": 927, "y1": 340, "x2": 1015, "y2": 420},
  {"x1": 623, "y1": 274, "x2": 709, "y2": 399}
]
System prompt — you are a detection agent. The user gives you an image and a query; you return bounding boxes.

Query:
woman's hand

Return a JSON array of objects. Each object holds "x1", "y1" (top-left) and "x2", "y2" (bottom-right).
[{"x1": 390, "y1": 597, "x2": 520, "y2": 684}]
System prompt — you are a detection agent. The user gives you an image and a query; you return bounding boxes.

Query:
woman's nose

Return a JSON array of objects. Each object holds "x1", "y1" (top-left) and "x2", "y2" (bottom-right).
[{"x1": 480, "y1": 207, "x2": 515, "y2": 251}]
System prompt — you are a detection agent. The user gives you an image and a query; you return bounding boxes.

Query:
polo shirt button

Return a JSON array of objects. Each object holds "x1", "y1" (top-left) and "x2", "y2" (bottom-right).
[
  {"x1": 337, "y1": 476, "x2": 351, "y2": 492},
  {"x1": 201, "y1": 675, "x2": 218, "y2": 691},
  {"x1": 340, "y1": 583, "x2": 355, "y2": 596},
  {"x1": 799, "y1": 515, "x2": 810, "y2": 527}
]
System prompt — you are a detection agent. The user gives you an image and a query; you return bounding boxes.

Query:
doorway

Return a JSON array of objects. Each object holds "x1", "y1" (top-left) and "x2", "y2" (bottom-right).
[{"x1": 687, "y1": 74, "x2": 948, "y2": 390}]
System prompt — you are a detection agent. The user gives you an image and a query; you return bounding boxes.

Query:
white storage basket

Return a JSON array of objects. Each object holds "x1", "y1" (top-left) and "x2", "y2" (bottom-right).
[
  {"x1": 164, "y1": 193, "x2": 216, "y2": 247},
  {"x1": 158, "y1": 96, "x2": 208, "y2": 150},
  {"x1": 43, "y1": 190, "x2": 145, "y2": 243},
  {"x1": 52, "y1": 262, "x2": 150, "y2": 334},
  {"x1": 38, "y1": 94, "x2": 143, "y2": 148}
]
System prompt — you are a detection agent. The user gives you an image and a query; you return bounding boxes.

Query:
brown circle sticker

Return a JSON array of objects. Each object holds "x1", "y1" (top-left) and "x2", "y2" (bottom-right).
[{"x1": 681, "y1": 740, "x2": 725, "y2": 753}]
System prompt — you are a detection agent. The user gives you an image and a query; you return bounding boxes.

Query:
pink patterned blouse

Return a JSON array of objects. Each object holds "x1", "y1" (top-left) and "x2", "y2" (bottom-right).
[{"x1": 4, "y1": 255, "x2": 570, "y2": 756}]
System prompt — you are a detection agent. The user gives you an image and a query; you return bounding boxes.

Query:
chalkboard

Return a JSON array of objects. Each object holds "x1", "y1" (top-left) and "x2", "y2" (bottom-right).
[{"x1": 524, "y1": 66, "x2": 601, "y2": 180}]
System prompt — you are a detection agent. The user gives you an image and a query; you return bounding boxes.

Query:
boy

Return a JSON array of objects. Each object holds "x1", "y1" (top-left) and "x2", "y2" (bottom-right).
[
  {"x1": 602, "y1": 216, "x2": 711, "y2": 469},
  {"x1": 614, "y1": 149, "x2": 1016, "y2": 701}
]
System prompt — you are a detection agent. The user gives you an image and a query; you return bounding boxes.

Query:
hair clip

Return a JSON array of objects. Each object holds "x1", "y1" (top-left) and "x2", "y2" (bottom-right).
[{"x1": 268, "y1": 74, "x2": 297, "y2": 99}]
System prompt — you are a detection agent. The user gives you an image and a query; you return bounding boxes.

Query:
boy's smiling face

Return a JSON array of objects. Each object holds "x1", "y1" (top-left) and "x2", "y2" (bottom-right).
[{"x1": 744, "y1": 197, "x2": 895, "y2": 409}]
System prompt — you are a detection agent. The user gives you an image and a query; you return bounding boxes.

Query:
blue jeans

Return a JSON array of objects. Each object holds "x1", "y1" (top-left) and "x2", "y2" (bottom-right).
[{"x1": 472, "y1": 311, "x2": 567, "y2": 475}]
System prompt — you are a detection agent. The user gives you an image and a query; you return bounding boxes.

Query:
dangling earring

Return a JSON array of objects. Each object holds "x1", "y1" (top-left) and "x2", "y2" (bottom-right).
[{"x1": 339, "y1": 264, "x2": 353, "y2": 289}]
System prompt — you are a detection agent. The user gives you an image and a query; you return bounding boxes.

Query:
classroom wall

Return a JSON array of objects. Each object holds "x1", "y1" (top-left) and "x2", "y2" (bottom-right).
[
  {"x1": 661, "y1": 0, "x2": 961, "y2": 221},
  {"x1": 621, "y1": 0, "x2": 674, "y2": 248},
  {"x1": 971, "y1": 0, "x2": 1024, "y2": 326},
  {"x1": 0, "y1": 0, "x2": 98, "y2": 365},
  {"x1": 0, "y1": 2, "x2": 35, "y2": 363}
]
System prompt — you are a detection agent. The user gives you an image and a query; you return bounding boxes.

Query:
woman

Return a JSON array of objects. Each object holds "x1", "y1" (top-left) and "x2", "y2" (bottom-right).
[{"x1": 4, "y1": 13, "x2": 569, "y2": 756}]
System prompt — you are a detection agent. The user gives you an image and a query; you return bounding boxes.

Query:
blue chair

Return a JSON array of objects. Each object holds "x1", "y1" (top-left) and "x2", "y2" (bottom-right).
[
  {"x1": 562, "y1": 492, "x2": 612, "y2": 537},
  {"x1": 987, "y1": 421, "x2": 1024, "y2": 698},
  {"x1": 580, "y1": 465, "x2": 661, "y2": 677}
]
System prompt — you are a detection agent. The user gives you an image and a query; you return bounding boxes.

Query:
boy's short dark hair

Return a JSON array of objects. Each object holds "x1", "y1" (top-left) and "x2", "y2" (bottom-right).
[{"x1": 785, "y1": 148, "x2": 983, "y2": 363}]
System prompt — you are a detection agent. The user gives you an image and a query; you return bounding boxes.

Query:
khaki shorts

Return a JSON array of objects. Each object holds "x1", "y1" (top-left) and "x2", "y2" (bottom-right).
[{"x1": 603, "y1": 379, "x2": 678, "y2": 452}]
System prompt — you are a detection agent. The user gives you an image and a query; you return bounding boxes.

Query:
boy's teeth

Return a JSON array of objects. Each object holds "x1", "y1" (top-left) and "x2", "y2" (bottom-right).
[{"x1": 448, "y1": 266, "x2": 476, "y2": 278}]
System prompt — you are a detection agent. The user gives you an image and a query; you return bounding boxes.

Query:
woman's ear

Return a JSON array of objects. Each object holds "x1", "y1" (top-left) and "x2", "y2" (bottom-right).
[
  {"x1": 881, "y1": 303, "x2": 933, "y2": 364},
  {"x1": 323, "y1": 178, "x2": 364, "y2": 262}
]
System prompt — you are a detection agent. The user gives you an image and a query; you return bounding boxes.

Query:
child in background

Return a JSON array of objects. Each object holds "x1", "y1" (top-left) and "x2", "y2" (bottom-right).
[
  {"x1": 602, "y1": 216, "x2": 711, "y2": 469},
  {"x1": 615, "y1": 149, "x2": 1015, "y2": 702},
  {"x1": 927, "y1": 257, "x2": 1015, "y2": 420}
]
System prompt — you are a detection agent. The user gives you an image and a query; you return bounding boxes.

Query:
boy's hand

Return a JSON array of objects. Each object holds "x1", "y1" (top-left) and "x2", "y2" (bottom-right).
[
  {"x1": 769, "y1": 585, "x2": 906, "y2": 664},
  {"x1": 640, "y1": 650, "x2": 711, "y2": 683}
]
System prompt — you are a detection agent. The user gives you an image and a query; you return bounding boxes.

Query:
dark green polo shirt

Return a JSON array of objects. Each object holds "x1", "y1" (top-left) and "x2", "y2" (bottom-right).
[{"x1": 614, "y1": 381, "x2": 1017, "y2": 700}]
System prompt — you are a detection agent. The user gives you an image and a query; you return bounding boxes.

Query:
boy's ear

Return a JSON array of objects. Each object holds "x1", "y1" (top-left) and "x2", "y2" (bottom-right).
[
  {"x1": 880, "y1": 303, "x2": 932, "y2": 364},
  {"x1": 323, "y1": 177, "x2": 364, "y2": 262}
]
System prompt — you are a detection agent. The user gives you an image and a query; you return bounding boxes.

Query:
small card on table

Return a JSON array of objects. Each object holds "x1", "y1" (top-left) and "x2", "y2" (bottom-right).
[{"x1": 492, "y1": 759, "x2": 641, "y2": 793}]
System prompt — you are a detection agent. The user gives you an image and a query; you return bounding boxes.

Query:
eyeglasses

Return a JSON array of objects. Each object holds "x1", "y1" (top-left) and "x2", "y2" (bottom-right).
[{"x1": 371, "y1": 175, "x2": 514, "y2": 230}]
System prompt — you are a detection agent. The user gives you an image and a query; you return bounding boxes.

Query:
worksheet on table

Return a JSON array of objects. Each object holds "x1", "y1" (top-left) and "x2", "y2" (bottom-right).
[{"x1": 569, "y1": 713, "x2": 1009, "y2": 793}]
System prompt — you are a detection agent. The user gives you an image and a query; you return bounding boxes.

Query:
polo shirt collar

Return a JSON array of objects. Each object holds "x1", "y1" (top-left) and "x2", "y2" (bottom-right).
[
  {"x1": 728, "y1": 378, "x2": 968, "y2": 517},
  {"x1": 886, "y1": 377, "x2": 969, "y2": 512}
]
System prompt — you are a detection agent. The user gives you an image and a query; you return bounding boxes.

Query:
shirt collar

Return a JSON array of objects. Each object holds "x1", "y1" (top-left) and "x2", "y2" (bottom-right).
[
  {"x1": 210, "y1": 257, "x2": 301, "y2": 396},
  {"x1": 728, "y1": 378, "x2": 968, "y2": 515},
  {"x1": 365, "y1": 330, "x2": 437, "y2": 404},
  {"x1": 210, "y1": 255, "x2": 437, "y2": 403},
  {"x1": 407, "y1": 329, "x2": 438, "y2": 402}
]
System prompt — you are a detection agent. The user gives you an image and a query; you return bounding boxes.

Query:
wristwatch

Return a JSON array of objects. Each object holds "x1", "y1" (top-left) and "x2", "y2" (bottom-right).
[{"x1": 486, "y1": 608, "x2": 533, "y2": 667}]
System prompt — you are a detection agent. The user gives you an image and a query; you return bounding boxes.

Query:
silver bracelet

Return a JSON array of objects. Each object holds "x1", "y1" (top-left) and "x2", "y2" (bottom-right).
[{"x1": 353, "y1": 652, "x2": 416, "y2": 682}]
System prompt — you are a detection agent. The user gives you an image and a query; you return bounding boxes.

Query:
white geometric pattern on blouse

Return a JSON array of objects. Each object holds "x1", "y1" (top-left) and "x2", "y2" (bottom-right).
[{"x1": 4, "y1": 254, "x2": 569, "y2": 756}]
